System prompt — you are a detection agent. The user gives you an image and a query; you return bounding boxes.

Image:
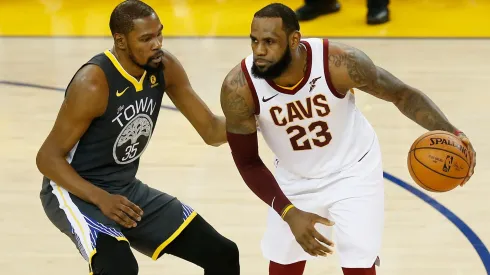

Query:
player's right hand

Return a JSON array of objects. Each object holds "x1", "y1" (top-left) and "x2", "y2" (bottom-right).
[
  {"x1": 96, "y1": 192, "x2": 144, "y2": 228},
  {"x1": 283, "y1": 206, "x2": 335, "y2": 257}
]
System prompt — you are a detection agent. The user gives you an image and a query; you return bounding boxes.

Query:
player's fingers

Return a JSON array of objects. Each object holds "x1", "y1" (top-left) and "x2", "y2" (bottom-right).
[
  {"x1": 298, "y1": 237, "x2": 317, "y2": 256},
  {"x1": 110, "y1": 213, "x2": 133, "y2": 228},
  {"x1": 114, "y1": 210, "x2": 137, "y2": 228},
  {"x1": 307, "y1": 235, "x2": 329, "y2": 257},
  {"x1": 314, "y1": 214, "x2": 335, "y2": 226},
  {"x1": 120, "y1": 196, "x2": 144, "y2": 216},
  {"x1": 312, "y1": 229, "x2": 334, "y2": 249},
  {"x1": 119, "y1": 204, "x2": 141, "y2": 222}
]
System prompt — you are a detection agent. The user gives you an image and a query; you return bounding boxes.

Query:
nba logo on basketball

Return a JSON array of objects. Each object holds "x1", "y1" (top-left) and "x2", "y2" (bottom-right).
[{"x1": 442, "y1": 155, "x2": 453, "y2": 172}]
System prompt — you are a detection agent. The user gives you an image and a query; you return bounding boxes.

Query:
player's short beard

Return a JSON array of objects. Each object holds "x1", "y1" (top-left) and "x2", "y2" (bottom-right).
[
  {"x1": 128, "y1": 44, "x2": 164, "y2": 72},
  {"x1": 251, "y1": 46, "x2": 292, "y2": 80}
]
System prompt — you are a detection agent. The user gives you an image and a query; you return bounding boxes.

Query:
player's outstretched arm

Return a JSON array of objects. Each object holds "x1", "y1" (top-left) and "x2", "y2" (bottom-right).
[
  {"x1": 36, "y1": 65, "x2": 143, "y2": 228},
  {"x1": 328, "y1": 42, "x2": 476, "y2": 182},
  {"x1": 221, "y1": 64, "x2": 335, "y2": 257},
  {"x1": 163, "y1": 50, "x2": 226, "y2": 147}
]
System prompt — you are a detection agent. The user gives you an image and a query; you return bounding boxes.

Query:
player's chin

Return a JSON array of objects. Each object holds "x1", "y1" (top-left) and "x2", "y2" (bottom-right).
[{"x1": 253, "y1": 64, "x2": 269, "y2": 72}]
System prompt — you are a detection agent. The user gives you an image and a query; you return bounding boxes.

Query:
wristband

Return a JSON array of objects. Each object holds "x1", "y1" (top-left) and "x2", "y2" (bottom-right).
[
  {"x1": 281, "y1": 204, "x2": 295, "y2": 219},
  {"x1": 454, "y1": 129, "x2": 463, "y2": 136}
]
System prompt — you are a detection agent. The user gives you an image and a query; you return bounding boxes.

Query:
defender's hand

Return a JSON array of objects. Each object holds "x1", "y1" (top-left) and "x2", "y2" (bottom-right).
[
  {"x1": 95, "y1": 192, "x2": 144, "y2": 228},
  {"x1": 455, "y1": 131, "x2": 476, "y2": 186},
  {"x1": 283, "y1": 206, "x2": 335, "y2": 257}
]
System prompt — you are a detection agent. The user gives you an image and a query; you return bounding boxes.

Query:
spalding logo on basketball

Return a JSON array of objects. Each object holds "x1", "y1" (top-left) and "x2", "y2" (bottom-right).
[
  {"x1": 113, "y1": 114, "x2": 153, "y2": 164},
  {"x1": 407, "y1": 130, "x2": 470, "y2": 192}
]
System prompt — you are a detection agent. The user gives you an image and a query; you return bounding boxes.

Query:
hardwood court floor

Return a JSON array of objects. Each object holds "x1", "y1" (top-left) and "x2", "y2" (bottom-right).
[{"x1": 0, "y1": 37, "x2": 489, "y2": 275}]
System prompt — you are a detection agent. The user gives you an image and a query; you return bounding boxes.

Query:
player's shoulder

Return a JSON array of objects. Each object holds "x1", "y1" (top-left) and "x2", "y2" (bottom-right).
[
  {"x1": 69, "y1": 64, "x2": 109, "y2": 96},
  {"x1": 161, "y1": 48, "x2": 178, "y2": 68},
  {"x1": 221, "y1": 62, "x2": 255, "y2": 102},
  {"x1": 64, "y1": 63, "x2": 109, "y2": 116},
  {"x1": 326, "y1": 40, "x2": 366, "y2": 60},
  {"x1": 221, "y1": 62, "x2": 250, "y2": 94},
  {"x1": 220, "y1": 62, "x2": 257, "y2": 118}
]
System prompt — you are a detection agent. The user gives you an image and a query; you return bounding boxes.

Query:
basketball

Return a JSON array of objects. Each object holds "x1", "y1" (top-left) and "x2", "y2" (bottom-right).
[{"x1": 407, "y1": 130, "x2": 470, "y2": 192}]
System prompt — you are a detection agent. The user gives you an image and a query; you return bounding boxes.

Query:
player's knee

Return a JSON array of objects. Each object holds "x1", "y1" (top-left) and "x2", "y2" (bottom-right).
[
  {"x1": 223, "y1": 239, "x2": 239, "y2": 265},
  {"x1": 92, "y1": 234, "x2": 139, "y2": 275},
  {"x1": 210, "y1": 237, "x2": 240, "y2": 273}
]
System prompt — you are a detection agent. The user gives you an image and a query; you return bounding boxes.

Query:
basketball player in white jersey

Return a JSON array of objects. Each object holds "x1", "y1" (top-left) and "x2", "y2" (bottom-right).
[{"x1": 220, "y1": 3, "x2": 476, "y2": 275}]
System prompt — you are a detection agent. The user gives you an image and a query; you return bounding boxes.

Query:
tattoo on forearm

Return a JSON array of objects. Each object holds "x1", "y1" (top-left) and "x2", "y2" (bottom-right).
[{"x1": 399, "y1": 89, "x2": 454, "y2": 132}]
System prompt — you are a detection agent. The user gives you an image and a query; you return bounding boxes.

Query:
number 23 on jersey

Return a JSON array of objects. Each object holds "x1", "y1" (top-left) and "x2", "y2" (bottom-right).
[{"x1": 269, "y1": 93, "x2": 332, "y2": 151}]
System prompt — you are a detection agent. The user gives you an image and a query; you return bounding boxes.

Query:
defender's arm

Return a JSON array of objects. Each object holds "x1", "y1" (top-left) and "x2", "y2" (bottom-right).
[
  {"x1": 163, "y1": 51, "x2": 226, "y2": 146},
  {"x1": 220, "y1": 64, "x2": 292, "y2": 216}
]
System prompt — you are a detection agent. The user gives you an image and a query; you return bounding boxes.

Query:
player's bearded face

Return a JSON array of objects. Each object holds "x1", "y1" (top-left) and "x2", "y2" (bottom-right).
[
  {"x1": 127, "y1": 43, "x2": 164, "y2": 72},
  {"x1": 251, "y1": 44, "x2": 292, "y2": 80}
]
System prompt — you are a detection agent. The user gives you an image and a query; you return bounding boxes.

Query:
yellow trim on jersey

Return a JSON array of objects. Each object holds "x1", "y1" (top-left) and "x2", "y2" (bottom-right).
[
  {"x1": 116, "y1": 237, "x2": 129, "y2": 243},
  {"x1": 151, "y1": 211, "x2": 198, "y2": 260},
  {"x1": 104, "y1": 50, "x2": 147, "y2": 92},
  {"x1": 276, "y1": 77, "x2": 304, "y2": 91}
]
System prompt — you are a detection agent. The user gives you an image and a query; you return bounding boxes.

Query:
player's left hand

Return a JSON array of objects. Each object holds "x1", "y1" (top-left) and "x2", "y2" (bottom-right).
[{"x1": 455, "y1": 130, "x2": 476, "y2": 186}]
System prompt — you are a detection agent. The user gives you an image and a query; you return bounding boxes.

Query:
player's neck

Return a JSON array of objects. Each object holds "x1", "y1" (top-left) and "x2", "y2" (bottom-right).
[
  {"x1": 111, "y1": 48, "x2": 146, "y2": 79},
  {"x1": 271, "y1": 45, "x2": 307, "y2": 88}
]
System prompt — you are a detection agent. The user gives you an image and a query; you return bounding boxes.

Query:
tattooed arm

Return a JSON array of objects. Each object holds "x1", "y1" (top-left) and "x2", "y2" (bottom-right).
[
  {"x1": 327, "y1": 41, "x2": 475, "y2": 183},
  {"x1": 328, "y1": 42, "x2": 457, "y2": 133}
]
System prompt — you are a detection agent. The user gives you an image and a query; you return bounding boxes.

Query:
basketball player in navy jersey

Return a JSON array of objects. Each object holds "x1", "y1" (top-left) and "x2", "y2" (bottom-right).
[
  {"x1": 36, "y1": 1, "x2": 239, "y2": 274},
  {"x1": 220, "y1": 3, "x2": 476, "y2": 275}
]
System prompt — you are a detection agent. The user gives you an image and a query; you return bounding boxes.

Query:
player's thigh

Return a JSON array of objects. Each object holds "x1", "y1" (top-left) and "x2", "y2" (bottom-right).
[
  {"x1": 122, "y1": 180, "x2": 197, "y2": 260},
  {"x1": 40, "y1": 180, "x2": 129, "y2": 265},
  {"x1": 328, "y1": 183, "x2": 384, "y2": 268}
]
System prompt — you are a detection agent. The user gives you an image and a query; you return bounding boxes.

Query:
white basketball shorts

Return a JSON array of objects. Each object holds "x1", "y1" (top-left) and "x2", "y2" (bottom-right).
[{"x1": 261, "y1": 139, "x2": 384, "y2": 268}]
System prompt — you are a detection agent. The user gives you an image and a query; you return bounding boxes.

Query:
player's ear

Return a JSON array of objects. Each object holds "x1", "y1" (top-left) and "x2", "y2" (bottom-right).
[
  {"x1": 114, "y1": 33, "x2": 127, "y2": 50},
  {"x1": 289, "y1": 31, "x2": 301, "y2": 49}
]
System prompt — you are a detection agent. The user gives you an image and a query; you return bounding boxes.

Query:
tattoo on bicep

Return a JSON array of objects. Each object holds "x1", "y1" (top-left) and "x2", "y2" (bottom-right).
[
  {"x1": 221, "y1": 70, "x2": 255, "y2": 133},
  {"x1": 329, "y1": 47, "x2": 376, "y2": 87},
  {"x1": 230, "y1": 69, "x2": 247, "y2": 90}
]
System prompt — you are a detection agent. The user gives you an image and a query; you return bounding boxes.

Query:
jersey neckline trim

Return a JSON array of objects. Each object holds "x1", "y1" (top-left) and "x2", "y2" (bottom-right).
[
  {"x1": 104, "y1": 50, "x2": 147, "y2": 92},
  {"x1": 265, "y1": 40, "x2": 312, "y2": 95}
]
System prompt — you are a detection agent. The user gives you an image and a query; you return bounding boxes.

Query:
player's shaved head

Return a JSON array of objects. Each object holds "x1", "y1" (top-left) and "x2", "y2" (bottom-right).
[{"x1": 109, "y1": 0, "x2": 155, "y2": 35}]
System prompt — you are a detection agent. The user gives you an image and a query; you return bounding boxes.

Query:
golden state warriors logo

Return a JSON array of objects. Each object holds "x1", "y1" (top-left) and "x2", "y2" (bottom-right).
[
  {"x1": 113, "y1": 113, "x2": 153, "y2": 164},
  {"x1": 150, "y1": 75, "x2": 159, "y2": 88}
]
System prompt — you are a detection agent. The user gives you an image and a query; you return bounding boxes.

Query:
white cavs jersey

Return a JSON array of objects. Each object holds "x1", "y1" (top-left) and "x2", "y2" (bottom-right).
[{"x1": 241, "y1": 38, "x2": 378, "y2": 180}]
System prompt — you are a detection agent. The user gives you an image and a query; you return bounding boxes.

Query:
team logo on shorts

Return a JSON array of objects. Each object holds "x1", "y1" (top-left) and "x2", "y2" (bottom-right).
[{"x1": 113, "y1": 113, "x2": 153, "y2": 164}]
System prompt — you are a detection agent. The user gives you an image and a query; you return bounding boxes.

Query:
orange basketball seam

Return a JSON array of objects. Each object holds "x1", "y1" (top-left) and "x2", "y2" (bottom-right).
[{"x1": 408, "y1": 154, "x2": 441, "y2": 192}]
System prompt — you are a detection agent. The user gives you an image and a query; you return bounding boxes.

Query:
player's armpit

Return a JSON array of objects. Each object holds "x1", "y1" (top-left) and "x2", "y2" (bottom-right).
[
  {"x1": 36, "y1": 64, "x2": 111, "y2": 206},
  {"x1": 163, "y1": 50, "x2": 226, "y2": 146},
  {"x1": 220, "y1": 65, "x2": 292, "y2": 216}
]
